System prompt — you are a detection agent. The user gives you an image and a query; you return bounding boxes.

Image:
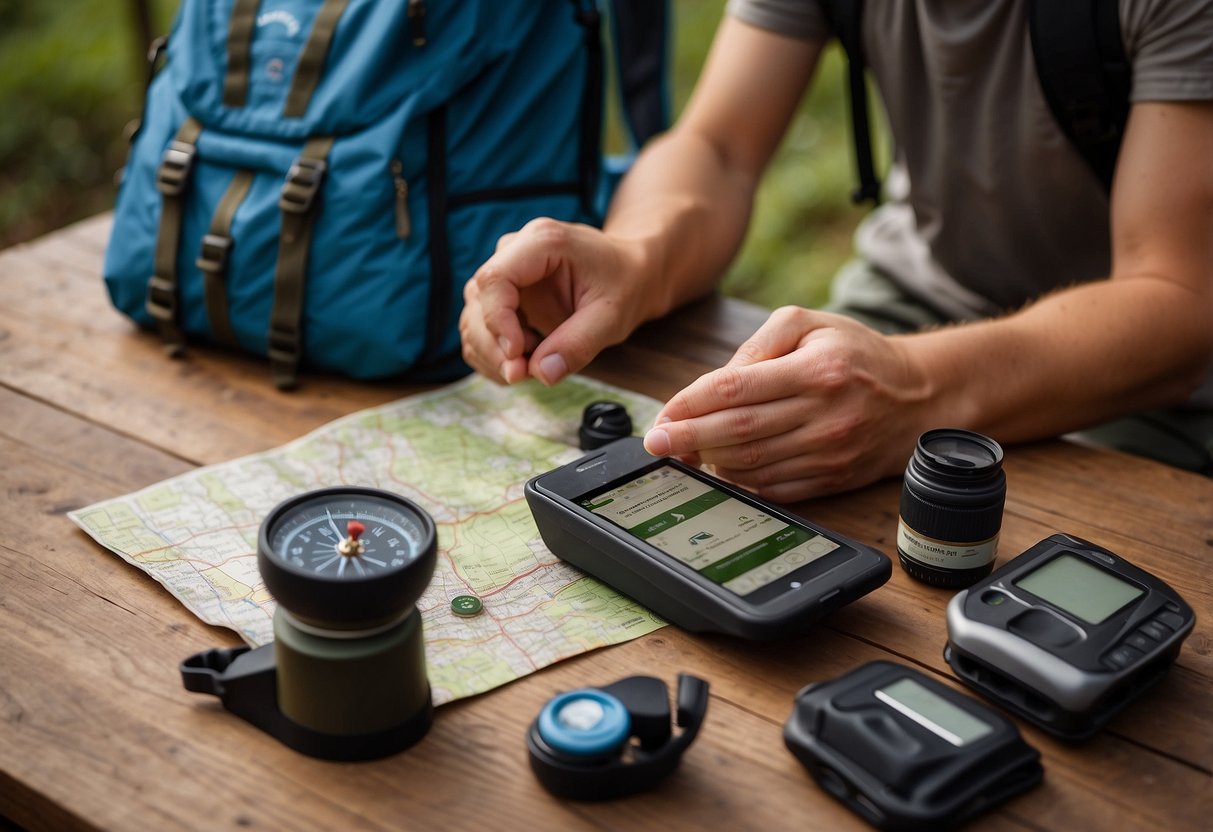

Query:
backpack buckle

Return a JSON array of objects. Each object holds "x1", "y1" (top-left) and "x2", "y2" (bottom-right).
[
  {"x1": 196, "y1": 233, "x2": 233, "y2": 274},
  {"x1": 280, "y1": 157, "x2": 327, "y2": 214},
  {"x1": 145, "y1": 274, "x2": 177, "y2": 321},
  {"x1": 157, "y1": 141, "x2": 197, "y2": 196},
  {"x1": 267, "y1": 323, "x2": 300, "y2": 364}
]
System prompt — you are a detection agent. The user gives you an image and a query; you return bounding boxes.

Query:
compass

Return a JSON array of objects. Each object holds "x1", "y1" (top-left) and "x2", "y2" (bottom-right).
[
  {"x1": 181, "y1": 486, "x2": 438, "y2": 760},
  {"x1": 258, "y1": 486, "x2": 437, "y2": 629}
]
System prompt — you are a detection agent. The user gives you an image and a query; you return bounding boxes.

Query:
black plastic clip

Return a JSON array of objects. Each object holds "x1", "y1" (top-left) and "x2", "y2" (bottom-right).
[
  {"x1": 267, "y1": 323, "x2": 300, "y2": 366},
  {"x1": 279, "y1": 157, "x2": 327, "y2": 214},
  {"x1": 195, "y1": 233, "x2": 232, "y2": 274},
  {"x1": 156, "y1": 141, "x2": 196, "y2": 196},
  {"x1": 145, "y1": 274, "x2": 176, "y2": 322}
]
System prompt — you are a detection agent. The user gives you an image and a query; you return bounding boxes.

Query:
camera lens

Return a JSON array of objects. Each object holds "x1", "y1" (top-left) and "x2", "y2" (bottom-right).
[{"x1": 897, "y1": 429, "x2": 1006, "y2": 588}]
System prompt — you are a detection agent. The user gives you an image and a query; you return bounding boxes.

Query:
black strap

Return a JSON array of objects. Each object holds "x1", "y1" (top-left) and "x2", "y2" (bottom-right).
[
  {"x1": 1027, "y1": 0, "x2": 1130, "y2": 193},
  {"x1": 146, "y1": 118, "x2": 203, "y2": 356},
  {"x1": 283, "y1": 0, "x2": 353, "y2": 118},
  {"x1": 571, "y1": 1, "x2": 606, "y2": 215},
  {"x1": 268, "y1": 136, "x2": 334, "y2": 389},
  {"x1": 197, "y1": 169, "x2": 256, "y2": 349},
  {"x1": 820, "y1": 0, "x2": 881, "y2": 206},
  {"x1": 607, "y1": 0, "x2": 670, "y2": 148},
  {"x1": 223, "y1": 0, "x2": 261, "y2": 108},
  {"x1": 421, "y1": 107, "x2": 453, "y2": 365}
]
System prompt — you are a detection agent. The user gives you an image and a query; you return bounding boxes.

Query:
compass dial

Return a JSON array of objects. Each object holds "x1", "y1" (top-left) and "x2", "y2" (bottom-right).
[
  {"x1": 268, "y1": 493, "x2": 428, "y2": 579},
  {"x1": 257, "y1": 487, "x2": 437, "y2": 628}
]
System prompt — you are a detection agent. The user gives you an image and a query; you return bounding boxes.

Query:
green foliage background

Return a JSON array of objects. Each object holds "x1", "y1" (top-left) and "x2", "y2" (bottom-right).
[{"x1": 0, "y1": 0, "x2": 864, "y2": 310}]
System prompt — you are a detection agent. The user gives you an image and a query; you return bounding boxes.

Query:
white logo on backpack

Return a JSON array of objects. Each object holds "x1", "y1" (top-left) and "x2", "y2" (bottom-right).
[{"x1": 257, "y1": 10, "x2": 302, "y2": 38}]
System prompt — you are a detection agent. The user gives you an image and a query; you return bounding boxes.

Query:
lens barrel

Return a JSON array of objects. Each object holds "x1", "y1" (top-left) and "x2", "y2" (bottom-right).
[{"x1": 897, "y1": 429, "x2": 1006, "y2": 588}]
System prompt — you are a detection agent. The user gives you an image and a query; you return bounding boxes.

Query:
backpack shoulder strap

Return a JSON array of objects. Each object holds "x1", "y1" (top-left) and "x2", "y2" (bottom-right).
[
  {"x1": 1027, "y1": 0, "x2": 1131, "y2": 193},
  {"x1": 819, "y1": 0, "x2": 881, "y2": 206},
  {"x1": 607, "y1": 0, "x2": 671, "y2": 148}
]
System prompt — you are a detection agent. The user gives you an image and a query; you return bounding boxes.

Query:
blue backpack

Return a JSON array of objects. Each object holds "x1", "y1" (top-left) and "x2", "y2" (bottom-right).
[{"x1": 104, "y1": 0, "x2": 669, "y2": 388}]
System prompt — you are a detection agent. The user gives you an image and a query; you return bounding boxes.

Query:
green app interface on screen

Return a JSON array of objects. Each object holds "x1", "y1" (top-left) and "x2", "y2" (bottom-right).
[{"x1": 580, "y1": 465, "x2": 839, "y2": 597}]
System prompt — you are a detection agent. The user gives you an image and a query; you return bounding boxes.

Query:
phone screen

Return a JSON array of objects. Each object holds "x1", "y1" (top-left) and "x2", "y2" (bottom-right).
[{"x1": 578, "y1": 464, "x2": 840, "y2": 597}]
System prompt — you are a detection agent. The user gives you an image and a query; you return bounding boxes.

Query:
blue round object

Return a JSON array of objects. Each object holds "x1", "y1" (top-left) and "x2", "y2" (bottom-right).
[{"x1": 537, "y1": 689, "x2": 631, "y2": 757}]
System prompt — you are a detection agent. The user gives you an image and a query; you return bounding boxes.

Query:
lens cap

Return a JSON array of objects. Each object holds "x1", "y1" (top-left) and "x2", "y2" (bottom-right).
[
  {"x1": 918, "y1": 429, "x2": 1003, "y2": 473},
  {"x1": 579, "y1": 401, "x2": 633, "y2": 450}
]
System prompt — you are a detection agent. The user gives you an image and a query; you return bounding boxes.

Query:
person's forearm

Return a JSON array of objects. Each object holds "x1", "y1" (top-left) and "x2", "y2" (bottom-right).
[
  {"x1": 917, "y1": 101, "x2": 1213, "y2": 444},
  {"x1": 599, "y1": 17, "x2": 824, "y2": 327},
  {"x1": 902, "y1": 274, "x2": 1213, "y2": 443},
  {"x1": 602, "y1": 128, "x2": 759, "y2": 324}
]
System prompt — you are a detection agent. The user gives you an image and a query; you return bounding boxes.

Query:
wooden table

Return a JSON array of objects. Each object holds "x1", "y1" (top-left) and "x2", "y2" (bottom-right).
[{"x1": 1, "y1": 215, "x2": 1209, "y2": 832}]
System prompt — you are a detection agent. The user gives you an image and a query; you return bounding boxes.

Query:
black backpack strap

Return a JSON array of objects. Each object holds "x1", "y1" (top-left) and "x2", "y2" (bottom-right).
[
  {"x1": 607, "y1": 0, "x2": 671, "y2": 148},
  {"x1": 284, "y1": 0, "x2": 353, "y2": 118},
  {"x1": 146, "y1": 117, "x2": 204, "y2": 357},
  {"x1": 197, "y1": 169, "x2": 256, "y2": 349},
  {"x1": 223, "y1": 0, "x2": 261, "y2": 108},
  {"x1": 269, "y1": 136, "x2": 334, "y2": 389},
  {"x1": 570, "y1": 1, "x2": 606, "y2": 214},
  {"x1": 1027, "y1": 0, "x2": 1130, "y2": 193},
  {"x1": 819, "y1": 0, "x2": 881, "y2": 206}
]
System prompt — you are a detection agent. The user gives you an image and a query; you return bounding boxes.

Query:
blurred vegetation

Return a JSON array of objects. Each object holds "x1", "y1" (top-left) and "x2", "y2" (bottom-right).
[{"x1": 0, "y1": 0, "x2": 866, "y2": 310}]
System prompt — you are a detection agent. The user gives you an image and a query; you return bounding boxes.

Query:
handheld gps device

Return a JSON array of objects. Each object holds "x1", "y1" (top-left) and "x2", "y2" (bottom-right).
[
  {"x1": 784, "y1": 661, "x2": 1043, "y2": 831},
  {"x1": 945, "y1": 533, "x2": 1195, "y2": 742},
  {"x1": 524, "y1": 437, "x2": 891, "y2": 640}
]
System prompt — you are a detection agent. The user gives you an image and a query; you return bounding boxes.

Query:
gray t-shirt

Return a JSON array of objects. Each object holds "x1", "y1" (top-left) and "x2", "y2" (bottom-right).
[{"x1": 727, "y1": 0, "x2": 1213, "y2": 403}]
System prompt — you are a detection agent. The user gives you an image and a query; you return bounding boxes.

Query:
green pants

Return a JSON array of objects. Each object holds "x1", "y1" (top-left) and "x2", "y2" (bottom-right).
[{"x1": 822, "y1": 260, "x2": 1213, "y2": 476}]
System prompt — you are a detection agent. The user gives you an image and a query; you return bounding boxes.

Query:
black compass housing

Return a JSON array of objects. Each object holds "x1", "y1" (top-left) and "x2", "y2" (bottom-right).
[{"x1": 257, "y1": 486, "x2": 437, "y2": 628}]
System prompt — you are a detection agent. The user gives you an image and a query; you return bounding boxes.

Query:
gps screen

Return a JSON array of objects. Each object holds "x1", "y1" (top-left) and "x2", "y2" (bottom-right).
[
  {"x1": 1014, "y1": 553, "x2": 1144, "y2": 624},
  {"x1": 579, "y1": 464, "x2": 839, "y2": 597}
]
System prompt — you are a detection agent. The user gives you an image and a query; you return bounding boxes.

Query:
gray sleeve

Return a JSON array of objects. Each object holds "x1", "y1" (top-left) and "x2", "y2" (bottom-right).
[
  {"x1": 726, "y1": 0, "x2": 832, "y2": 42},
  {"x1": 1122, "y1": 0, "x2": 1213, "y2": 101}
]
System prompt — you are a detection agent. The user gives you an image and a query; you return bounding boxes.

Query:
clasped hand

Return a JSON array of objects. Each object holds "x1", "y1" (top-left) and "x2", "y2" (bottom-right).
[{"x1": 459, "y1": 218, "x2": 651, "y2": 387}]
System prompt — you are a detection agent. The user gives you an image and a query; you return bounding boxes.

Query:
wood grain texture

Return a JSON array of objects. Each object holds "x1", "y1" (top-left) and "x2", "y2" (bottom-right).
[{"x1": 1, "y1": 216, "x2": 1210, "y2": 831}]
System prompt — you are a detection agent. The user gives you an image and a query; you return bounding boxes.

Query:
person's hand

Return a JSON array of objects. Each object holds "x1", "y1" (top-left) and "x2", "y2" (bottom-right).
[
  {"x1": 643, "y1": 306, "x2": 933, "y2": 500},
  {"x1": 460, "y1": 218, "x2": 649, "y2": 386}
]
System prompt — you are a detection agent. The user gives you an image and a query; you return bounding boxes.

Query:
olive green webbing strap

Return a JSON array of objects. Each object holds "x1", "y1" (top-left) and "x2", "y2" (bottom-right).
[
  {"x1": 197, "y1": 169, "x2": 255, "y2": 349},
  {"x1": 269, "y1": 135, "x2": 334, "y2": 389},
  {"x1": 223, "y1": 0, "x2": 261, "y2": 108},
  {"x1": 147, "y1": 117, "x2": 203, "y2": 356},
  {"x1": 282, "y1": 0, "x2": 352, "y2": 118}
]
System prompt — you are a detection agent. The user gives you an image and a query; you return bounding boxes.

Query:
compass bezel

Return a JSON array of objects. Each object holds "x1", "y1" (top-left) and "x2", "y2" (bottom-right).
[{"x1": 257, "y1": 486, "x2": 437, "y2": 629}]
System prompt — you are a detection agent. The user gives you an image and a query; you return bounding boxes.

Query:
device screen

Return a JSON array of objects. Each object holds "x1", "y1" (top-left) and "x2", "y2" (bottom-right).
[
  {"x1": 1013, "y1": 553, "x2": 1144, "y2": 625},
  {"x1": 578, "y1": 464, "x2": 840, "y2": 597},
  {"x1": 874, "y1": 677, "x2": 994, "y2": 747}
]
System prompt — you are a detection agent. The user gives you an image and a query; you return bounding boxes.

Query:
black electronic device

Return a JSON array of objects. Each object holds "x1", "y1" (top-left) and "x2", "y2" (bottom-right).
[
  {"x1": 784, "y1": 661, "x2": 1043, "y2": 831},
  {"x1": 526, "y1": 673, "x2": 708, "y2": 800},
  {"x1": 524, "y1": 437, "x2": 891, "y2": 639},
  {"x1": 945, "y1": 533, "x2": 1195, "y2": 741}
]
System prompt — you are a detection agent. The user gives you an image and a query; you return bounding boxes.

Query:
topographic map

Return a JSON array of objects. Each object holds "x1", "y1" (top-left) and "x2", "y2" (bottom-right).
[{"x1": 69, "y1": 375, "x2": 667, "y2": 705}]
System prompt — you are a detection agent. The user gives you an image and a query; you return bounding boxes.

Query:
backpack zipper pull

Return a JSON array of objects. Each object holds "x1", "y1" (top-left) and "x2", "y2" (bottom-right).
[
  {"x1": 408, "y1": 0, "x2": 427, "y2": 46},
  {"x1": 391, "y1": 160, "x2": 412, "y2": 239}
]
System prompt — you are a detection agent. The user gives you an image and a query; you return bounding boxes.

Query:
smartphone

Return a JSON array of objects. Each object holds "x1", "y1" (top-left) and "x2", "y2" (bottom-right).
[{"x1": 524, "y1": 437, "x2": 891, "y2": 639}]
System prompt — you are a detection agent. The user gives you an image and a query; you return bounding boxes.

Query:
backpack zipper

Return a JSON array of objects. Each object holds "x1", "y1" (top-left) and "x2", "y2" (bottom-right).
[
  {"x1": 408, "y1": 0, "x2": 427, "y2": 46},
  {"x1": 391, "y1": 160, "x2": 412, "y2": 239}
]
